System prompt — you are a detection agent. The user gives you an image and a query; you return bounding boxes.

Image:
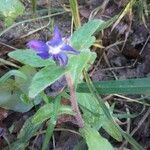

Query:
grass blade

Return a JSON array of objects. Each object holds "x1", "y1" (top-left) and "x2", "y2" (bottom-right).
[
  {"x1": 83, "y1": 70, "x2": 122, "y2": 141},
  {"x1": 42, "y1": 96, "x2": 61, "y2": 150},
  {"x1": 0, "y1": 58, "x2": 20, "y2": 68},
  {"x1": 77, "y1": 78, "x2": 150, "y2": 94},
  {"x1": 31, "y1": 0, "x2": 37, "y2": 15},
  {"x1": 111, "y1": 0, "x2": 135, "y2": 31},
  {"x1": 82, "y1": 70, "x2": 143, "y2": 149},
  {"x1": 69, "y1": 0, "x2": 81, "y2": 29},
  {"x1": 120, "y1": 131, "x2": 143, "y2": 150}
]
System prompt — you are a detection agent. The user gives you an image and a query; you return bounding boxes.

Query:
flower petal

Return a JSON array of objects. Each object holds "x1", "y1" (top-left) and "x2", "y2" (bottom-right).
[
  {"x1": 37, "y1": 52, "x2": 50, "y2": 59},
  {"x1": 61, "y1": 44, "x2": 80, "y2": 54},
  {"x1": 27, "y1": 40, "x2": 49, "y2": 53},
  {"x1": 54, "y1": 26, "x2": 62, "y2": 41},
  {"x1": 47, "y1": 26, "x2": 62, "y2": 46},
  {"x1": 53, "y1": 53, "x2": 68, "y2": 66}
]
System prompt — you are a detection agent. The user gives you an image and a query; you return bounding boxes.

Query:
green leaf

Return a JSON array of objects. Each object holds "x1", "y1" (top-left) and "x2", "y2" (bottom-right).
[
  {"x1": 59, "y1": 105, "x2": 75, "y2": 116},
  {"x1": 77, "y1": 78, "x2": 150, "y2": 94},
  {"x1": 77, "y1": 92, "x2": 104, "y2": 129},
  {"x1": 71, "y1": 20, "x2": 104, "y2": 50},
  {"x1": 101, "y1": 117, "x2": 122, "y2": 142},
  {"x1": 83, "y1": 70, "x2": 122, "y2": 141},
  {"x1": 20, "y1": 94, "x2": 30, "y2": 104},
  {"x1": 77, "y1": 92, "x2": 101, "y2": 115},
  {"x1": 29, "y1": 65, "x2": 68, "y2": 98},
  {"x1": 32, "y1": 103, "x2": 74, "y2": 125},
  {"x1": 0, "y1": 0, "x2": 25, "y2": 26},
  {"x1": 80, "y1": 126, "x2": 113, "y2": 150},
  {"x1": 68, "y1": 50, "x2": 96, "y2": 86},
  {"x1": 10, "y1": 117, "x2": 41, "y2": 150},
  {"x1": 8, "y1": 49, "x2": 55, "y2": 67},
  {"x1": 121, "y1": 131, "x2": 143, "y2": 150},
  {"x1": 71, "y1": 18, "x2": 116, "y2": 50},
  {"x1": 0, "y1": 70, "x2": 27, "y2": 84},
  {"x1": 77, "y1": 93, "x2": 122, "y2": 141},
  {"x1": 42, "y1": 96, "x2": 61, "y2": 150},
  {"x1": 32, "y1": 103, "x2": 53, "y2": 124},
  {"x1": 82, "y1": 71, "x2": 143, "y2": 148},
  {"x1": 69, "y1": 18, "x2": 116, "y2": 86},
  {"x1": 15, "y1": 65, "x2": 37, "y2": 94},
  {"x1": 0, "y1": 79, "x2": 40, "y2": 112},
  {"x1": 17, "y1": 117, "x2": 41, "y2": 140}
]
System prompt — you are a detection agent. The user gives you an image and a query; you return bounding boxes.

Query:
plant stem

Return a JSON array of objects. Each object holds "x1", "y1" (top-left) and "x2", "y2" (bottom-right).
[{"x1": 65, "y1": 73, "x2": 84, "y2": 128}]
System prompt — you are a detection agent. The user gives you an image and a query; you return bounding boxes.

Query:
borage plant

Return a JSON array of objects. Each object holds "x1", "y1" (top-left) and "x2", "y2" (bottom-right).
[{"x1": 0, "y1": 19, "x2": 144, "y2": 150}]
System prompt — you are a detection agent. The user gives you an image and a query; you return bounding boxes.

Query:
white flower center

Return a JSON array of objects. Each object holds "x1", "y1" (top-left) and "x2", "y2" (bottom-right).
[{"x1": 46, "y1": 42, "x2": 62, "y2": 54}]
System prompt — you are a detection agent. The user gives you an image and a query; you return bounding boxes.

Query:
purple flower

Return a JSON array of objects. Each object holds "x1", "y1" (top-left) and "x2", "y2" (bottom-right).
[{"x1": 27, "y1": 26, "x2": 79, "y2": 66}]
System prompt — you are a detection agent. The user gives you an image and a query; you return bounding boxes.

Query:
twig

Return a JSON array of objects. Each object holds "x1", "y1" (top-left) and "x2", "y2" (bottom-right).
[
  {"x1": 101, "y1": 65, "x2": 131, "y2": 71},
  {"x1": 132, "y1": 35, "x2": 150, "y2": 67},
  {"x1": 34, "y1": 128, "x2": 81, "y2": 137},
  {"x1": 120, "y1": 108, "x2": 150, "y2": 149},
  {"x1": 32, "y1": 126, "x2": 43, "y2": 149},
  {"x1": 95, "y1": 35, "x2": 150, "y2": 72},
  {"x1": 90, "y1": 40, "x2": 124, "y2": 76},
  {"x1": 0, "y1": 41, "x2": 16, "y2": 50},
  {"x1": 124, "y1": 106, "x2": 131, "y2": 147},
  {"x1": 0, "y1": 11, "x2": 66, "y2": 37},
  {"x1": 20, "y1": 21, "x2": 51, "y2": 38},
  {"x1": 0, "y1": 58, "x2": 20, "y2": 68},
  {"x1": 113, "y1": 94, "x2": 150, "y2": 106},
  {"x1": 121, "y1": 8, "x2": 133, "y2": 52},
  {"x1": 54, "y1": 128, "x2": 80, "y2": 136},
  {"x1": 103, "y1": 52, "x2": 118, "y2": 80},
  {"x1": 52, "y1": 135, "x2": 56, "y2": 150}
]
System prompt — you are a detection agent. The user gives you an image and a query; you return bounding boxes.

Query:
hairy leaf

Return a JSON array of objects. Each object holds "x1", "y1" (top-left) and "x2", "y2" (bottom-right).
[
  {"x1": 29, "y1": 65, "x2": 68, "y2": 98},
  {"x1": 0, "y1": 0, "x2": 25, "y2": 26},
  {"x1": 9, "y1": 49, "x2": 55, "y2": 67},
  {"x1": 80, "y1": 126, "x2": 113, "y2": 150}
]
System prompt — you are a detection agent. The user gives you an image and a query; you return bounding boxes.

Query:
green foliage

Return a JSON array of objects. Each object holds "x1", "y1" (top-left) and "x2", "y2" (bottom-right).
[
  {"x1": 77, "y1": 93, "x2": 122, "y2": 141},
  {"x1": 0, "y1": 0, "x2": 25, "y2": 26},
  {"x1": 31, "y1": 0, "x2": 37, "y2": 14},
  {"x1": 120, "y1": 131, "x2": 143, "y2": 150},
  {"x1": 71, "y1": 19, "x2": 104, "y2": 50},
  {"x1": 80, "y1": 125, "x2": 113, "y2": 150},
  {"x1": 9, "y1": 117, "x2": 41, "y2": 150},
  {"x1": 0, "y1": 79, "x2": 40, "y2": 112},
  {"x1": 42, "y1": 96, "x2": 61, "y2": 150},
  {"x1": 77, "y1": 77, "x2": 150, "y2": 94},
  {"x1": 29, "y1": 65, "x2": 69, "y2": 98},
  {"x1": 0, "y1": 70, "x2": 27, "y2": 84},
  {"x1": 32, "y1": 103, "x2": 53, "y2": 124},
  {"x1": 83, "y1": 71, "x2": 123, "y2": 141},
  {"x1": 32, "y1": 103, "x2": 74, "y2": 125},
  {"x1": 82, "y1": 71, "x2": 143, "y2": 149},
  {"x1": 15, "y1": 65, "x2": 37, "y2": 94},
  {"x1": 136, "y1": 0, "x2": 149, "y2": 22},
  {"x1": 1, "y1": 17, "x2": 145, "y2": 149},
  {"x1": 0, "y1": 66, "x2": 41, "y2": 112},
  {"x1": 71, "y1": 17, "x2": 117, "y2": 50},
  {"x1": 69, "y1": 0, "x2": 81, "y2": 28},
  {"x1": 9, "y1": 49, "x2": 55, "y2": 67},
  {"x1": 69, "y1": 50, "x2": 96, "y2": 86}
]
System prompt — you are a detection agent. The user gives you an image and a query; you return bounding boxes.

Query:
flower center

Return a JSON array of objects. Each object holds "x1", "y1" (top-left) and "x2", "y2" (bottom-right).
[{"x1": 46, "y1": 42, "x2": 62, "y2": 54}]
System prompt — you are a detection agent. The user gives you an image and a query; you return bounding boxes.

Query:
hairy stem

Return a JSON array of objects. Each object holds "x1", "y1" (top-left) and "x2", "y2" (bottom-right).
[{"x1": 65, "y1": 73, "x2": 84, "y2": 128}]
